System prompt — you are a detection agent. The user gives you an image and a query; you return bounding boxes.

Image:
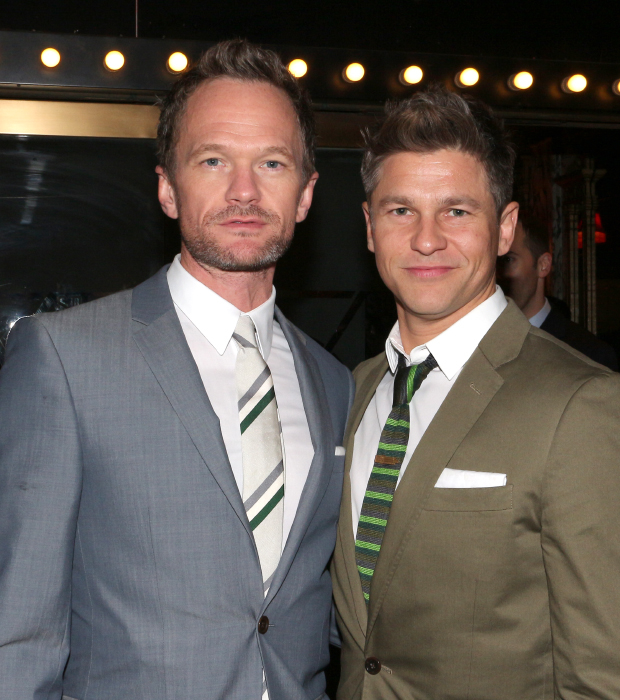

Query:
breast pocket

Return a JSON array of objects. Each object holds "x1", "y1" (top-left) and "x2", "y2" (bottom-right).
[{"x1": 423, "y1": 484, "x2": 513, "y2": 512}]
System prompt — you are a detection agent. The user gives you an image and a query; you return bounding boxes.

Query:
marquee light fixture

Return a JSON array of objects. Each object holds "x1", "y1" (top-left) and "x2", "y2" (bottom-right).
[
  {"x1": 167, "y1": 52, "x2": 188, "y2": 73},
  {"x1": 400, "y1": 65, "x2": 423, "y2": 85},
  {"x1": 455, "y1": 67, "x2": 479, "y2": 88},
  {"x1": 343, "y1": 62, "x2": 365, "y2": 83},
  {"x1": 508, "y1": 71, "x2": 534, "y2": 90},
  {"x1": 104, "y1": 51, "x2": 125, "y2": 72},
  {"x1": 288, "y1": 59, "x2": 308, "y2": 78},
  {"x1": 40, "y1": 48, "x2": 61, "y2": 68},
  {"x1": 562, "y1": 74, "x2": 587, "y2": 93}
]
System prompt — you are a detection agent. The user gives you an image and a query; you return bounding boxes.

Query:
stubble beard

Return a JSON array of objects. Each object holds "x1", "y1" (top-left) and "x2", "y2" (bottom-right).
[{"x1": 179, "y1": 204, "x2": 294, "y2": 273}]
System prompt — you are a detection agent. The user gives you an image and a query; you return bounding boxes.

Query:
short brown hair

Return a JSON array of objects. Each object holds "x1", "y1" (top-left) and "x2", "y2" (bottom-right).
[
  {"x1": 361, "y1": 85, "x2": 516, "y2": 217},
  {"x1": 157, "y1": 39, "x2": 315, "y2": 183},
  {"x1": 519, "y1": 211, "x2": 550, "y2": 262}
]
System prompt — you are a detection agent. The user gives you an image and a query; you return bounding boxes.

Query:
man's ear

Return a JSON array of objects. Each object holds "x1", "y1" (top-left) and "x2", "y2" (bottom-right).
[
  {"x1": 296, "y1": 172, "x2": 319, "y2": 223},
  {"x1": 362, "y1": 202, "x2": 375, "y2": 253},
  {"x1": 156, "y1": 165, "x2": 179, "y2": 220},
  {"x1": 537, "y1": 251, "x2": 553, "y2": 279},
  {"x1": 497, "y1": 201, "x2": 519, "y2": 256}
]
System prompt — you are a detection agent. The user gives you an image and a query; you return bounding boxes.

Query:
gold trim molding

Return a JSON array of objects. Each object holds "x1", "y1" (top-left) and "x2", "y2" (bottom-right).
[
  {"x1": 0, "y1": 98, "x2": 372, "y2": 145},
  {"x1": 0, "y1": 100, "x2": 159, "y2": 138}
]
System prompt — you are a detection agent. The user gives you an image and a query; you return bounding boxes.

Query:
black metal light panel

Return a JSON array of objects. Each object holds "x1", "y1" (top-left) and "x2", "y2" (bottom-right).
[{"x1": 1, "y1": 30, "x2": 620, "y2": 123}]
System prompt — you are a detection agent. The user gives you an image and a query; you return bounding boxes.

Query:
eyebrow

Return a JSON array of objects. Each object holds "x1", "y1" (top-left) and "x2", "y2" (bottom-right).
[
  {"x1": 375, "y1": 195, "x2": 415, "y2": 209},
  {"x1": 374, "y1": 194, "x2": 483, "y2": 210},
  {"x1": 437, "y1": 195, "x2": 483, "y2": 210},
  {"x1": 189, "y1": 143, "x2": 295, "y2": 160}
]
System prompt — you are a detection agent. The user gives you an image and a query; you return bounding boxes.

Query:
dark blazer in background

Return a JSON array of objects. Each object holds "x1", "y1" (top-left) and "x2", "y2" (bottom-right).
[
  {"x1": 0, "y1": 266, "x2": 354, "y2": 700},
  {"x1": 541, "y1": 306, "x2": 618, "y2": 370},
  {"x1": 332, "y1": 301, "x2": 620, "y2": 700}
]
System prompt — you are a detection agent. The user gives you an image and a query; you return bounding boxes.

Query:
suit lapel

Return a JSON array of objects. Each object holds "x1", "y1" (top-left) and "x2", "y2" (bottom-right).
[
  {"x1": 262, "y1": 309, "x2": 335, "y2": 609},
  {"x1": 365, "y1": 301, "x2": 530, "y2": 636},
  {"x1": 131, "y1": 268, "x2": 251, "y2": 538},
  {"x1": 338, "y1": 355, "x2": 389, "y2": 635}
]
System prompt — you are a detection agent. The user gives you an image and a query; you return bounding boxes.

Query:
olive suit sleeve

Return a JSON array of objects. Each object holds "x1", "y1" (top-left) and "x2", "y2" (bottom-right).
[{"x1": 542, "y1": 371, "x2": 620, "y2": 698}]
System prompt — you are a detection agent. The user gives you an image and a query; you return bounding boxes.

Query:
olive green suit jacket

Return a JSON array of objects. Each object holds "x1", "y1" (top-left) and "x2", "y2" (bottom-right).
[{"x1": 332, "y1": 300, "x2": 620, "y2": 700}]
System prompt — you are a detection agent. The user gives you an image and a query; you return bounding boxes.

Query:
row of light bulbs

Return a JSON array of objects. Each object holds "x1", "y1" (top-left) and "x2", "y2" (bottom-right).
[
  {"x1": 290, "y1": 59, "x2": 609, "y2": 94},
  {"x1": 40, "y1": 47, "x2": 189, "y2": 73},
  {"x1": 37, "y1": 47, "x2": 616, "y2": 96}
]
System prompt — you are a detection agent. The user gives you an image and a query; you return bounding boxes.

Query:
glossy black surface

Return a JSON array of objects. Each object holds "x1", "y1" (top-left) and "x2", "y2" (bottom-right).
[{"x1": 0, "y1": 134, "x2": 177, "y2": 363}]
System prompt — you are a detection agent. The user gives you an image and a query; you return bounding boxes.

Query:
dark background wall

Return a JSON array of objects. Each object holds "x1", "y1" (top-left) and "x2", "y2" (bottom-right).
[{"x1": 3, "y1": 0, "x2": 620, "y2": 64}]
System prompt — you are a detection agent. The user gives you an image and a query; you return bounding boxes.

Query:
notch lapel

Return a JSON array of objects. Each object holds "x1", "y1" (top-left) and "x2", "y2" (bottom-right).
[
  {"x1": 262, "y1": 310, "x2": 335, "y2": 609},
  {"x1": 338, "y1": 355, "x2": 389, "y2": 635},
  {"x1": 131, "y1": 268, "x2": 251, "y2": 538},
  {"x1": 366, "y1": 302, "x2": 530, "y2": 636}
]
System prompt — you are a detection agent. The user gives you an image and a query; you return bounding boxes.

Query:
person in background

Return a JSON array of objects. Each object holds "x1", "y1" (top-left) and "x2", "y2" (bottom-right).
[
  {"x1": 498, "y1": 212, "x2": 617, "y2": 370},
  {"x1": 331, "y1": 86, "x2": 620, "y2": 700},
  {"x1": 0, "y1": 39, "x2": 353, "y2": 700}
]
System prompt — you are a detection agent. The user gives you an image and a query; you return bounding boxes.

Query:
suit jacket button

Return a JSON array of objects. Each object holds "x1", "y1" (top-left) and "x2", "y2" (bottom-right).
[
  {"x1": 365, "y1": 657, "x2": 381, "y2": 675},
  {"x1": 258, "y1": 616, "x2": 270, "y2": 634}
]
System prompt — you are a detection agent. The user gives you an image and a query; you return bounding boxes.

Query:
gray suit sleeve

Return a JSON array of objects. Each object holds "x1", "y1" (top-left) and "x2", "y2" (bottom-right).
[{"x1": 0, "y1": 317, "x2": 82, "y2": 698}]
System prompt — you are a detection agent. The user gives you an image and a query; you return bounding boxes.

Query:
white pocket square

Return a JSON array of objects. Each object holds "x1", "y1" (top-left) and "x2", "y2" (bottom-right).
[
  {"x1": 335, "y1": 446, "x2": 346, "y2": 456},
  {"x1": 434, "y1": 468, "x2": 506, "y2": 489}
]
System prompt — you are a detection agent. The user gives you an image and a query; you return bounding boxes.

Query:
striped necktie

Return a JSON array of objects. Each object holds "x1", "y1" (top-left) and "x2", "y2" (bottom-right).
[
  {"x1": 234, "y1": 314, "x2": 284, "y2": 594},
  {"x1": 355, "y1": 352, "x2": 438, "y2": 605}
]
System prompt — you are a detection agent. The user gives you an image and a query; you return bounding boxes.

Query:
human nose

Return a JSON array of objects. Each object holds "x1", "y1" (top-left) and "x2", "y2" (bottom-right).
[
  {"x1": 410, "y1": 215, "x2": 447, "y2": 256},
  {"x1": 225, "y1": 165, "x2": 260, "y2": 206}
]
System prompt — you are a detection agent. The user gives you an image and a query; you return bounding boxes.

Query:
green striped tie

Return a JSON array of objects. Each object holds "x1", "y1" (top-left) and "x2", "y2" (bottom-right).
[{"x1": 355, "y1": 352, "x2": 437, "y2": 605}]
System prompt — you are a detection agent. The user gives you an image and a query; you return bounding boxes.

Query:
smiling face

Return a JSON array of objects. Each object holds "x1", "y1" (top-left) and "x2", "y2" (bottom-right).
[
  {"x1": 156, "y1": 77, "x2": 317, "y2": 273},
  {"x1": 364, "y1": 149, "x2": 517, "y2": 341}
]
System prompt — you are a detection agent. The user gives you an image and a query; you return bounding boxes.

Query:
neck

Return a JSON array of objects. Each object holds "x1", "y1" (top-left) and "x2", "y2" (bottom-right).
[
  {"x1": 522, "y1": 283, "x2": 546, "y2": 320},
  {"x1": 180, "y1": 247, "x2": 275, "y2": 313},
  {"x1": 397, "y1": 281, "x2": 497, "y2": 354}
]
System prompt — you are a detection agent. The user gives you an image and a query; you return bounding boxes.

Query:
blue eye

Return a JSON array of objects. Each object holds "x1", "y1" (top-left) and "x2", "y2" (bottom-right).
[
  {"x1": 204, "y1": 158, "x2": 219, "y2": 166},
  {"x1": 265, "y1": 161, "x2": 281, "y2": 169}
]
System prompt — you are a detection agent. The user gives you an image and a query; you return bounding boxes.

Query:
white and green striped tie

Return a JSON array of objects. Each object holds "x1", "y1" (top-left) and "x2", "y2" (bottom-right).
[{"x1": 234, "y1": 314, "x2": 284, "y2": 594}]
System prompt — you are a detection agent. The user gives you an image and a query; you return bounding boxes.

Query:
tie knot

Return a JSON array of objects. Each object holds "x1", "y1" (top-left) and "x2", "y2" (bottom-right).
[
  {"x1": 392, "y1": 353, "x2": 438, "y2": 407},
  {"x1": 233, "y1": 314, "x2": 258, "y2": 349}
]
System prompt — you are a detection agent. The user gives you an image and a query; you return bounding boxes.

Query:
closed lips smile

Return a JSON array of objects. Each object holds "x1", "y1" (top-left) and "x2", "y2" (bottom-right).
[{"x1": 406, "y1": 266, "x2": 454, "y2": 277}]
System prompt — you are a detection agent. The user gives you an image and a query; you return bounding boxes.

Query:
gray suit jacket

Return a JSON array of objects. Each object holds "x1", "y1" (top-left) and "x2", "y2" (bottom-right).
[{"x1": 0, "y1": 267, "x2": 354, "y2": 700}]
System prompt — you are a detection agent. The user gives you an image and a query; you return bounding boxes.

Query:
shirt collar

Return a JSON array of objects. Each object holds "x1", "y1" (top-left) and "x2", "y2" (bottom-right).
[
  {"x1": 385, "y1": 286, "x2": 508, "y2": 381},
  {"x1": 167, "y1": 254, "x2": 276, "y2": 359},
  {"x1": 528, "y1": 297, "x2": 552, "y2": 328}
]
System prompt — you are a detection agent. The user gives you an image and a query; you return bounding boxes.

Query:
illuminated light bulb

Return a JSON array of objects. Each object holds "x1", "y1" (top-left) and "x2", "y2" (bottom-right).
[
  {"x1": 562, "y1": 74, "x2": 587, "y2": 93},
  {"x1": 41, "y1": 48, "x2": 61, "y2": 68},
  {"x1": 343, "y1": 62, "x2": 365, "y2": 83},
  {"x1": 400, "y1": 65, "x2": 424, "y2": 85},
  {"x1": 167, "y1": 52, "x2": 188, "y2": 73},
  {"x1": 288, "y1": 59, "x2": 308, "y2": 78},
  {"x1": 455, "y1": 67, "x2": 479, "y2": 88},
  {"x1": 508, "y1": 71, "x2": 534, "y2": 90},
  {"x1": 613, "y1": 79, "x2": 620, "y2": 96},
  {"x1": 104, "y1": 51, "x2": 125, "y2": 72}
]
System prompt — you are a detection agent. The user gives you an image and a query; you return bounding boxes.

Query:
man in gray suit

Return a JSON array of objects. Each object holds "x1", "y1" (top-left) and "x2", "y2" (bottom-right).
[{"x1": 0, "y1": 40, "x2": 353, "y2": 700}]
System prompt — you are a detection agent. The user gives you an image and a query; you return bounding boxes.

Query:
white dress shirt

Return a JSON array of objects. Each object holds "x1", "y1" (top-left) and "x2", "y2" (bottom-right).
[
  {"x1": 351, "y1": 287, "x2": 508, "y2": 532},
  {"x1": 167, "y1": 255, "x2": 314, "y2": 548},
  {"x1": 528, "y1": 297, "x2": 552, "y2": 328}
]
